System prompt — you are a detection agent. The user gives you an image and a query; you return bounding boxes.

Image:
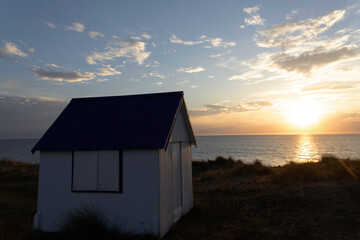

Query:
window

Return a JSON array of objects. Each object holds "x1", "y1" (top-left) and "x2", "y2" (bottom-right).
[{"x1": 72, "y1": 150, "x2": 122, "y2": 192}]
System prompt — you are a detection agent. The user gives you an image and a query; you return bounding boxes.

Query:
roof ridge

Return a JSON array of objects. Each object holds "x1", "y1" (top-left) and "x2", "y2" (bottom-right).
[{"x1": 71, "y1": 91, "x2": 183, "y2": 102}]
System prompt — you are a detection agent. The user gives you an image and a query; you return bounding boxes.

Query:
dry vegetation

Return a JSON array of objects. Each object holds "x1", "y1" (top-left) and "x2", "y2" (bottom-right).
[
  {"x1": 1, "y1": 155, "x2": 360, "y2": 239},
  {"x1": 0, "y1": 159, "x2": 38, "y2": 240},
  {"x1": 166, "y1": 156, "x2": 360, "y2": 240}
]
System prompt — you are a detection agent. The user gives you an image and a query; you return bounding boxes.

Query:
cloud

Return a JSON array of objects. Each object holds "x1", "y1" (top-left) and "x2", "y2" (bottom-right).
[
  {"x1": 232, "y1": 8, "x2": 360, "y2": 84},
  {"x1": 32, "y1": 66, "x2": 95, "y2": 82},
  {"x1": 169, "y1": 34, "x2": 203, "y2": 45},
  {"x1": 97, "y1": 65, "x2": 121, "y2": 76},
  {"x1": 89, "y1": 31, "x2": 105, "y2": 39},
  {"x1": 205, "y1": 38, "x2": 236, "y2": 48},
  {"x1": 216, "y1": 56, "x2": 243, "y2": 70},
  {"x1": 301, "y1": 83, "x2": 358, "y2": 92},
  {"x1": 155, "y1": 81, "x2": 163, "y2": 85},
  {"x1": 177, "y1": 80, "x2": 190, "y2": 85},
  {"x1": 65, "y1": 22, "x2": 85, "y2": 32},
  {"x1": 177, "y1": 66, "x2": 205, "y2": 73},
  {"x1": 44, "y1": 21, "x2": 56, "y2": 29},
  {"x1": 0, "y1": 42, "x2": 28, "y2": 59},
  {"x1": 29, "y1": 48, "x2": 35, "y2": 53},
  {"x1": 0, "y1": 95, "x2": 67, "y2": 138},
  {"x1": 210, "y1": 53, "x2": 223, "y2": 58},
  {"x1": 86, "y1": 37, "x2": 151, "y2": 65},
  {"x1": 145, "y1": 60, "x2": 160, "y2": 68},
  {"x1": 169, "y1": 35, "x2": 236, "y2": 49},
  {"x1": 256, "y1": 9, "x2": 345, "y2": 49},
  {"x1": 229, "y1": 71, "x2": 264, "y2": 81},
  {"x1": 142, "y1": 33, "x2": 152, "y2": 39},
  {"x1": 148, "y1": 71, "x2": 167, "y2": 79},
  {"x1": 273, "y1": 46, "x2": 359, "y2": 73},
  {"x1": 285, "y1": 9, "x2": 300, "y2": 20},
  {"x1": 243, "y1": 6, "x2": 260, "y2": 14},
  {"x1": 97, "y1": 78, "x2": 108, "y2": 82},
  {"x1": 243, "y1": 5, "x2": 265, "y2": 26},
  {"x1": 190, "y1": 101, "x2": 272, "y2": 116},
  {"x1": 45, "y1": 63, "x2": 61, "y2": 68}
]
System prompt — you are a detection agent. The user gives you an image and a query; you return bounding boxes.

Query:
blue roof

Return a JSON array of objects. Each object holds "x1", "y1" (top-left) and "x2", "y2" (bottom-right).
[{"x1": 31, "y1": 91, "x2": 196, "y2": 153}]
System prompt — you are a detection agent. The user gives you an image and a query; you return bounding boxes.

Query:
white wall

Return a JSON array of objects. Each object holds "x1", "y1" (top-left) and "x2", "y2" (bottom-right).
[
  {"x1": 35, "y1": 150, "x2": 160, "y2": 235},
  {"x1": 181, "y1": 141, "x2": 193, "y2": 214},
  {"x1": 169, "y1": 107, "x2": 190, "y2": 142},
  {"x1": 158, "y1": 107, "x2": 194, "y2": 236},
  {"x1": 158, "y1": 146, "x2": 173, "y2": 237}
]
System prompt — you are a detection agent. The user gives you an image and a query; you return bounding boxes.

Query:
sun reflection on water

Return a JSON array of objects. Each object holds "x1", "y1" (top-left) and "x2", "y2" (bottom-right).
[{"x1": 295, "y1": 135, "x2": 319, "y2": 163}]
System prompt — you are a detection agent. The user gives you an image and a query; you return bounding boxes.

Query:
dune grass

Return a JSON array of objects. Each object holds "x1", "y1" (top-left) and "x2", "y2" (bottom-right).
[
  {"x1": 0, "y1": 158, "x2": 38, "y2": 240},
  {"x1": 25, "y1": 205, "x2": 156, "y2": 240},
  {"x1": 167, "y1": 155, "x2": 360, "y2": 240},
  {"x1": 194, "y1": 155, "x2": 360, "y2": 183},
  {"x1": 2, "y1": 156, "x2": 360, "y2": 239}
]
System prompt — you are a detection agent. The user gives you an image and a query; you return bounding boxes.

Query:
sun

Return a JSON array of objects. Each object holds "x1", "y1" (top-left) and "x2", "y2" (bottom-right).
[{"x1": 285, "y1": 101, "x2": 321, "y2": 127}]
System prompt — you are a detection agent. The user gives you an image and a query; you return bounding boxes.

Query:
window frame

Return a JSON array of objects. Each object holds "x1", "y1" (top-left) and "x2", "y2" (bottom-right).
[{"x1": 71, "y1": 150, "x2": 123, "y2": 193}]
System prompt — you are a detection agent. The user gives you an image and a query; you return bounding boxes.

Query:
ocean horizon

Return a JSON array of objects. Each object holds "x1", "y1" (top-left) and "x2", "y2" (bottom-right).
[{"x1": 1, "y1": 134, "x2": 360, "y2": 166}]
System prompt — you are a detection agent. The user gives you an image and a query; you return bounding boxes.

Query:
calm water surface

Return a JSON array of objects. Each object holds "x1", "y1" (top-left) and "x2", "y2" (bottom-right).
[
  {"x1": 0, "y1": 134, "x2": 359, "y2": 166},
  {"x1": 192, "y1": 134, "x2": 360, "y2": 166}
]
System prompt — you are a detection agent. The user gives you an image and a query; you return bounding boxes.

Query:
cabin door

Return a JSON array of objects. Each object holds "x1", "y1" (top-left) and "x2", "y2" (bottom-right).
[{"x1": 171, "y1": 142, "x2": 182, "y2": 222}]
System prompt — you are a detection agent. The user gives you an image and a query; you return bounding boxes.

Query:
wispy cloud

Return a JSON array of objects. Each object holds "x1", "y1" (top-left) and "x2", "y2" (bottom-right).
[
  {"x1": 89, "y1": 31, "x2": 105, "y2": 39},
  {"x1": 257, "y1": 9, "x2": 345, "y2": 49},
  {"x1": 86, "y1": 37, "x2": 151, "y2": 65},
  {"x1": 145, "y1": 60, "x2": 160, "y2": 68},
  {"x1": 273, "y1": 46, "x2": 359, "y2": 74},
  {"x1": 0, "y1": 42, "x2": 28, "y2": 59},
  {"x1": 177, "y1": 66, "x2": 205, "y2": 73},
  {"x1": 143, "y1": 71, "x2": 168, "y2": 79},
  {"x1": 170, "y1": 34, "x2": 236, "y2": 48},
  {"x1": 0, "y1": 95, "x2": 67, "y2": 138},
  {"x1": 285, "y1": 9, "x2": 300, "y2": 20},
  {"x1": 65, "y1": 22, "x2": 85, "y2": 32},
  {"x1": 142, "y1": 33, "x2": 152, "y2": 39},
  {"x1": 190, "y1": 101, "x2": 272, "y2": 116},
  {"x1": 97, "y1": 65, "x2": 121, "y2": 76},
  {"x1": 97, "y1": 78, "x2": 108, "y2": 82},
  {"x1": 205, "y1": 38, "x2": 236, "y2": 48},
  {"x1": 176, "y1": 80, "x2": 190, "y2": 85},
  {"x1": 45, "y1": 63, "x2": 61, "y2": 68},
  {"x1": 44, "y1": 21, "x2": 56, "y2": 29},
  {"x1": 169, "y1": 34, "x2": 203, "y2": 45},
  {"x1": 243, "y1": 5, "x2": 265, "y2": 26},
  {"x1": 148, "y1": 71, "x2": 167, "y2": 79},
  {"x1": 32, "y1": 66, "x2": 95, "y2": 82},
  {"x1": 233, "y1": 8, "x2": 360, "y2": 84},
  {"x1": 229, "y1": 70, "x2": 264, "y2": 81},
  {"x1": 301, "y1": 83, "x2": 358, "y2": 92},
  {"x1": 155, "y1": 81, "x2": 163, "y2": 85}
]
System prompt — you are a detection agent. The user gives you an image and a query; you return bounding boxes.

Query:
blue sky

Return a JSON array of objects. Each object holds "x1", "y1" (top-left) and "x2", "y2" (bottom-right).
[{"x1": 1, "y1": 0, "x2": 360, "y2": 137}]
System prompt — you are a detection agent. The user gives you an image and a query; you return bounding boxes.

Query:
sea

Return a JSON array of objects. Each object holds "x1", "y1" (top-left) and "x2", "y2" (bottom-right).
[{"x1": 0, "y1": 134, "x2": 360, "y2": 166}]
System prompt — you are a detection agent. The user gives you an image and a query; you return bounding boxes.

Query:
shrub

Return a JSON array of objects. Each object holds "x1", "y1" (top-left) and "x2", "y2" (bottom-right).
[
  {"x1": 231, "y1": 160, "x2": 271, "y2": 177},
  {"x1": 214, "y1": 156, "x2": 235, "y2": 165}
]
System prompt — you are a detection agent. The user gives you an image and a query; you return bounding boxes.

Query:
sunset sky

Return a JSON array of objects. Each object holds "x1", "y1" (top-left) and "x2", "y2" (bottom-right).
[{"x1": 1, "y1": 0, "x2": 360, "y2": 138}]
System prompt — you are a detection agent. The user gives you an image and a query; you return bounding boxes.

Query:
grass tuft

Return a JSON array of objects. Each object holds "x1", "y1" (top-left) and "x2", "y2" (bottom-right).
[
  {"x1": 232, "y1": 159, "x2": 271, "y2": 177},
  {"x1": 272, "y1": 155, "x2": 360, "y2": 183},
  {"x1": 24, "y1": 206, "x2": 158, "y2": 240}
]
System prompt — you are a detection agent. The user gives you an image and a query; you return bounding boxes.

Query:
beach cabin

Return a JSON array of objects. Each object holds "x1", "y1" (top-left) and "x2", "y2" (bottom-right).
[{"x1": 31, "y1": 91, "x2": 196, "y2": 237}]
